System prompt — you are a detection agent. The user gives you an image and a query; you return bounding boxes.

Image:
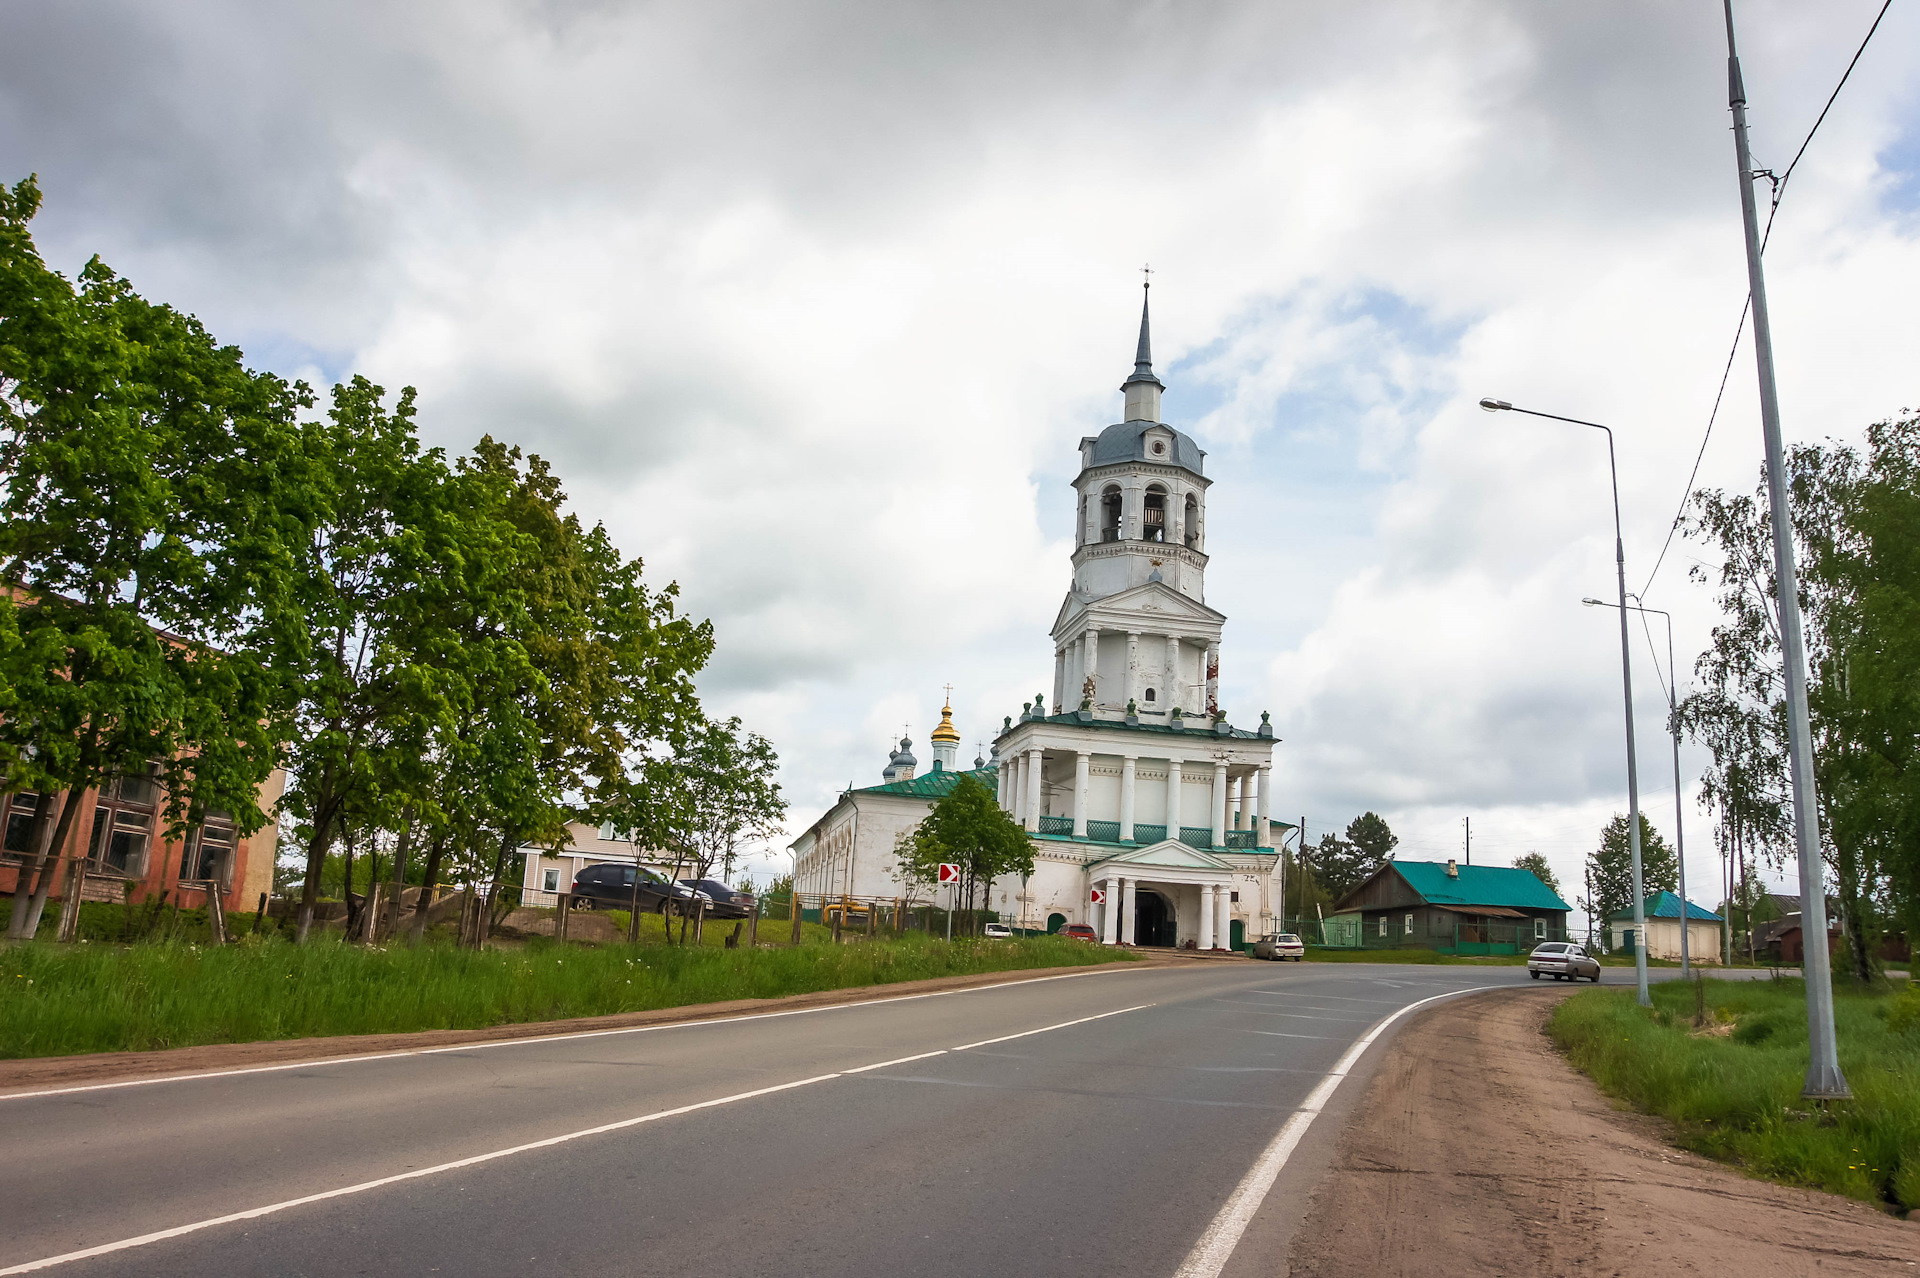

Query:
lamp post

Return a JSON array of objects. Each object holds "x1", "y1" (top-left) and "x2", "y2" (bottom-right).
[
  {"x1": 1584, "y1": 595, "x2": 1693, "y2": 977},
  {"x1": 1722, "y1": 0, "x2": 1847, "y2": 1100},
  {"x1": 1480, "y1": 398, "x2": 1650, "y2": 1007}
]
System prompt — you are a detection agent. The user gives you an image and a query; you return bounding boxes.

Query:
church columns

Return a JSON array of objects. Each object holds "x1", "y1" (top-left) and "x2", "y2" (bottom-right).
[
  {"x1": 1211, "y1": 761, "x2": 1229, "y2": 848},
  {"x1": 1121, "y1": 878, "x2": 1137, "y2": 945},
  {"x1": 1125, "y1": 631, "x2": 1140, "y2": 708},
  {"x1": 996, "y1": 759, "x2": 1009, "y2": 809},
  {"x1": 1101, "y1": 876, "x2": 1120, "y2": 944},
  {"x1": 1215, "y1": 883, "x2": 1234, "y2": 950},
  {"x1": 1257, "y1": 764, "x2": 1273, "y2": 848},
  {"x1": 1072, "y1": 751, "x2": 1090, "y2": 838},
  {"x1": 1166, "y1": 759, "x2": 1183, "y2": 837},
  {"x1": 1119, "y1": 756, "x2": 1137, "y2": 842},
  {"x1": 1023, "y1": 749, "x2": 1043, "y2": 831},
  {"x1": 1199, "y1": 885, "x2": 1216, "y2": 950},
  {"x1": 1205, "y1": 640, "x2": 1220, "y2": 716},
  {"x1": 1228, "y1": 773, "x2": 1243, "y2": 829},
  {"x1": 1052, "y1": 648, "x2": 1066, "y2": 712},
  {"x1": 1082, "y1": 628, "x2": 1100, "y2": 705},
  {"x1": 1164, "y1": 636, "x2": 1181, "y2": 711}
]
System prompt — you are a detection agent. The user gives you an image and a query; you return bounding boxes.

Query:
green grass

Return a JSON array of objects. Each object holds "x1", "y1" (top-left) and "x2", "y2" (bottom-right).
[
  {"x1": 1549, "y1": 976, "x2": 1920, "y2": 1214},
  {"x1": 0, "y1": 932, "x2": 1131, "y2": 1060}
]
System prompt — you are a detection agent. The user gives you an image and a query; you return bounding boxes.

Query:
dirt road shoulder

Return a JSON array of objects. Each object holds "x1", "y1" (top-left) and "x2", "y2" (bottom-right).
[{"x1": 1287, "y1": 987, "x2": 1916, "y2": 1277}]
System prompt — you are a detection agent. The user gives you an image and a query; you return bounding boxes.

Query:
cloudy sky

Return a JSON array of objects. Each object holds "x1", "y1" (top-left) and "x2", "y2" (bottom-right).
[{"x1": 6, "y1": 0, "x2": 1916, "y2": 915}]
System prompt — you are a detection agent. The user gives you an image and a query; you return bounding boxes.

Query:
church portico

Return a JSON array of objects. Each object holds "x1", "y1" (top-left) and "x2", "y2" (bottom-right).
[{"x1": 1088, "y1": 842, "x2": 1243, "y2": 950}]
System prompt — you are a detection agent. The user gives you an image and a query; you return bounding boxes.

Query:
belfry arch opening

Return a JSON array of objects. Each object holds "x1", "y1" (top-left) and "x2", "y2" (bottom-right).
[
  {"x1": 1183, "y1": 493, "x2": 1200, "y2": 548},
  {"x1": 1142, "y1": 485, "x2": 1167, "y2": 542},
  {"x1": 1100, "y1": 486, "x2": 1122, "y2": 542}
]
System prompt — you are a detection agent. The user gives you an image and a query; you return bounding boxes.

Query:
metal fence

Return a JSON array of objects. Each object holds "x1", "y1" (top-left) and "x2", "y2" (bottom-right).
[{"x1": 1258, "y1": 914, "x2": 1571, "y2": 956}]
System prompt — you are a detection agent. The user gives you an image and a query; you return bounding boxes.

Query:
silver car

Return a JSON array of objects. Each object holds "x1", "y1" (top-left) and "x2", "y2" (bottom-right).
[
  {"x1": 1528, "y1": 942, "x2": 1600, "y2": 982},
  {"x1": 1253, "y1": 932, "x2": 1306, "y2": 961}
]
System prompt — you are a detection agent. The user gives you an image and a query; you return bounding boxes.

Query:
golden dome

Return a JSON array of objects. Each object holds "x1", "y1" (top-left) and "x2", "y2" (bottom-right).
[{"x1": 930, "y1": 698, "x2": 962, "y2": 743}]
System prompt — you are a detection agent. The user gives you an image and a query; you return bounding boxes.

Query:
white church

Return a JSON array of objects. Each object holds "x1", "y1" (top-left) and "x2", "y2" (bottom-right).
[{"x1": 790, "y1": 291, "x2": 1287, "y2": 950}]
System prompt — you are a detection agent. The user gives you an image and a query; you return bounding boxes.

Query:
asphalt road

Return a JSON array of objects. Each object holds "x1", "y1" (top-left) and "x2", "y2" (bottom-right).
[{"x1": 1, "y1": 962, "x2": 1693, "y2": 1278}]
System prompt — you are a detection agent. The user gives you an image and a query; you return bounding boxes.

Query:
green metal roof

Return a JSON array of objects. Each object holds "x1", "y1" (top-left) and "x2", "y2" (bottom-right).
[
  {"x1": 1388, "y1": 860, "x2": 1572, "y2": 912},
  {"x1": 857, "y1": 766, "x2": 998, "y2": 799},
  {"x1": 1607, "y1": 890, "x2": 1723, "y2": 922}
]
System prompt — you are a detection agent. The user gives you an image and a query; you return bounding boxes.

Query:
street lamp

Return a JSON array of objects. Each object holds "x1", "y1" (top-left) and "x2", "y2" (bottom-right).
[
  {"x1": 1584, "y1": 594, "x2": 1694, "y2": 977},
  {"x1": 1480, "y1": 397, "x2": 1651, "y2": 1007}
]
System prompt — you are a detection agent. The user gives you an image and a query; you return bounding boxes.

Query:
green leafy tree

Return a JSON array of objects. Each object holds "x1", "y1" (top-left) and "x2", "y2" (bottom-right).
[
  {"x1": 1311, "y1": 812, "x2": 1399, "y2": 903},
  {"x1": 892, "y1": 774, "x2": 1032, "y2": 928},
  {"x1": 1510, "y1": 852, "x2": 1560, "y2": 897},
  {"x1": 0, "y1": 176, "x2": 309, "y2": 939},
  {"x1": 1583, "y1": 813, "x2": 1677, "y2": 928},
  {"x1": 1680, "y1": 414, "x2": 1920, "y2": 979}
]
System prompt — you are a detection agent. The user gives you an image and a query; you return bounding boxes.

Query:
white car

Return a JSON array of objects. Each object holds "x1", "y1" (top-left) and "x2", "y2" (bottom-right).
[
  {"x1": 982, "y1": 923, "x2": 1014, "y2": 939},
  {"x1": 1528, "y1": 942, "x2": 1601, "y2": 982},
  {"x1": 1253, "y1": 932, "x2": 1306, "y2": 961}
]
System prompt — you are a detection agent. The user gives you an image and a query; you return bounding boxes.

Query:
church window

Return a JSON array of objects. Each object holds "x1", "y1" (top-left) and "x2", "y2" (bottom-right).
[
  {"x1": 1184, "y1": 494, "x2": 1200, "y2": 548},
  {"x1": 1143, "y1": 687, "x2": 1156, "y2": 702},
  {"x1": 1142, "y1": 485, "x2": 1167, "y2": 543},
  {"x1": 1100, "y1": 486, "x2": 1122, "y2": 542}
]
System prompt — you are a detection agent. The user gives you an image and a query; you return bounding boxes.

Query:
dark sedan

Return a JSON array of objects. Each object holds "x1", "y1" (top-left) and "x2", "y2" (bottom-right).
[
  {"x1": 572, "y1": 864, "x2": 709, "y2": 915},
  {"x1": 678, "y1": 879, "x2": 756, "y2": 920}
]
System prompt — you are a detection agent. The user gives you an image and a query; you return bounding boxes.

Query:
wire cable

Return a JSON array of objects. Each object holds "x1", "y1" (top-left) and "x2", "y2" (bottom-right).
[{"x1": 1637, "y1": 0, "x2": 1893, "y2": 601}]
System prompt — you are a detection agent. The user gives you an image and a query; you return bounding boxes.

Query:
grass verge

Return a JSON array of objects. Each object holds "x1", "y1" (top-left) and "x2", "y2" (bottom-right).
[
  {"x1": 0, "y1": 933, "x2": 1131, "y2": 1060},
  {"x1": 1548, "y1": 976, "x2": 1920, "y2": 1214}
]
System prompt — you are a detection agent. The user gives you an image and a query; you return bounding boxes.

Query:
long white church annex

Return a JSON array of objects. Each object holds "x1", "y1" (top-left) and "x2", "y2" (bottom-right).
[{"x1": 790, "y1": 290, "x2": 1288, "y2": 949}]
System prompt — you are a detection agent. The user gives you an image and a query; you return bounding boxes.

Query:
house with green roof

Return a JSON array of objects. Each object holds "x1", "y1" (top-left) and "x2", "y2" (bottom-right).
[
  {"x1": 1606, "y1": 891, "x2": 1724, "y2": 963},
  {"x1": 1329, "y1": 859, "x2": 1572, "y2": 954}
]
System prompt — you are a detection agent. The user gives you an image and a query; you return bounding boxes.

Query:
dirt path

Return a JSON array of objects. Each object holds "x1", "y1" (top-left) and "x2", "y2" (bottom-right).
[
  {"x1": 1287, "y1": 988, "x2": 1917, "y2": 1276},
  {"x1": 0, "y1": 955, "x2": 1176, "y2": 1094}
]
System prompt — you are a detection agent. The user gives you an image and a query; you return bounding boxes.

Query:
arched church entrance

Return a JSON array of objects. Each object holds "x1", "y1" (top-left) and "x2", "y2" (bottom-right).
[
  {"x1": 1046, "y1": 912, "x2": 1066, "y2": 935},
  {"x1": 1134, "y1": 889, "x2": 1177, "y2": 948}
]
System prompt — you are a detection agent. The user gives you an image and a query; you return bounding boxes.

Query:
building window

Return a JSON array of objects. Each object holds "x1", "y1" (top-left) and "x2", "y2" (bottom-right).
[
  {"x1": 542, "y1": 868, "x2": 561, "y2": 893},
  {"x1": 1405, "y1": 913, "x2": 1414, "y2": 933},
  {"x1": 1144, "y1": 688, "x2": 1156, "y2": 702},
  {"x1": 89, "y1": 771, "x2": 159, "y2": 877},
  {"x1": 598, "y1": 821, "x2": 618, "y2": 841},
  {"x1": 1535, "y1": 917, "x2": 1547, "y2": 940},
  {"x1": 1100, "y1": 486, "x2": 1122, "y2": 542},
  {"x1": 185, "y1": 812, "x2": 236, "y2": 885},
  {"x1": 1378, "y1": 916, "x2": 1387, "y2": 937},
  {"x1": 3, "y1": 791, "x2": 42, "y2": 854}
]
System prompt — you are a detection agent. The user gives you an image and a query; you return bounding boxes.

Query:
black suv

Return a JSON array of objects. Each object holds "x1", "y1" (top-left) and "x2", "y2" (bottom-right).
[
  {"x1": 572, "y1": 863, "x2": 700, "y2": 913},
  {"x1": 677, "y1": 879, "x2": 756, "y2": 920}
]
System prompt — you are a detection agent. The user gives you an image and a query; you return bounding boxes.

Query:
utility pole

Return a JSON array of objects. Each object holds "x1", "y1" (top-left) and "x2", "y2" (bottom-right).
[
  {"x1": 1723, "y1": 0, "x2": 1847, "y2": 1098},
  {"x1": 1463, "y1": 816, "x2": 1471, "y2": 866}
]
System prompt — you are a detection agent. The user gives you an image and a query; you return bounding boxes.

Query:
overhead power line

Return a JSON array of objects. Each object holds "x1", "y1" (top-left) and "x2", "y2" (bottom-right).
[{"x1": 1638, "y1": 0, "x2": 1894, "y2": 601}]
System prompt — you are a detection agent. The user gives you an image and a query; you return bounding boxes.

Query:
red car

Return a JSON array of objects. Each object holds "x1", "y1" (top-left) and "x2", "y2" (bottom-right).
[{"x1": 1060, "y1": 923, "x2": 1099, "y2": 942}]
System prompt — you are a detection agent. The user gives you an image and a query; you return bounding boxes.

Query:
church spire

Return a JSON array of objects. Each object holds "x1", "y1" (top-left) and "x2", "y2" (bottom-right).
[{"x1": 1120, "y1": 275, "x2": 1164, "y2": 422}]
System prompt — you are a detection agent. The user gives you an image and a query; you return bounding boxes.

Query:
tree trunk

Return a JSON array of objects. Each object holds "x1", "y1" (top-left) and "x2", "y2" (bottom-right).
[
  {"x1": 341, "y1": 816, "x2": 359, "y2": 936},
  {"x1": 408, "y1": 829, "x2": 449, "y2": 945},
  {"x1": 477, "y1": 829, "x2": 516, "y2": 949},
  {"x1": 383, "y1": 815, "x2": 415, "y2": 940},
  {"x1": 22, "y1": 788, "x2": 86, "y2": 939},
  {"x1": 294, "y1": 798, "x2": 340, "y2": 945},
  {"x1": 6, "y1": 790, "x2": 60, "y2": 940}
]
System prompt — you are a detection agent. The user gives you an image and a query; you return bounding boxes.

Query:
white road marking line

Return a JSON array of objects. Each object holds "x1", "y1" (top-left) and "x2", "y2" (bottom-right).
[
  {"x1": 0, "y1": 1001, "x2": 1156, "y2": 1274},
  {"x1": 1171, "y1": 984, "x2": 1502, "y2": 1278},
  {"x1": 1245, "y1": 1031, "x2": 1330, "y2": 1040},
  {"x1": 0, "y1": 964, "x2": 1150, "y2": 1102},
  {"x1": 949, "y1": 1003, "x2": 1153, "y2": 1051}
]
